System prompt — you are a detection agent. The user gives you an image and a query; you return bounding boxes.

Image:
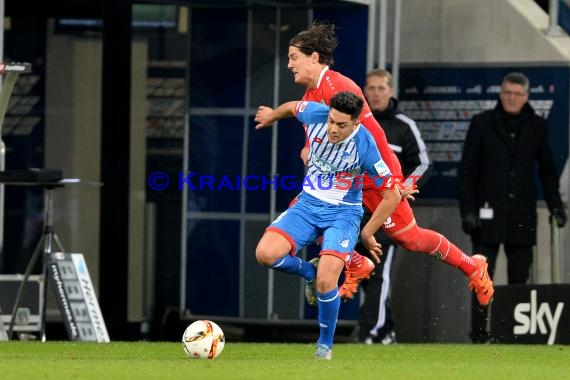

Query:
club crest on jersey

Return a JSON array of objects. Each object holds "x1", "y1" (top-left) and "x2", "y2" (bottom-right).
[
  {"x1": 312, "y1": 155, "x2": 337, "y2": 173},
  {"x1": 313, "y1": 137, "x2": 323, "y2": 144}
]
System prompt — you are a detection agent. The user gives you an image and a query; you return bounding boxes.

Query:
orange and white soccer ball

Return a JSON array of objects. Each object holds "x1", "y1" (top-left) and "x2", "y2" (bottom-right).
[{"x1": 182, "y1": 320, "x2": 225, "y2": 359}]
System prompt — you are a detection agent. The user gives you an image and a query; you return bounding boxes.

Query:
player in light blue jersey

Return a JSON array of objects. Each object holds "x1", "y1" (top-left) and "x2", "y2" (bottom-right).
[
  {"x1": 297, "y1": 98, "x2": 392, "y2": 206},
  {"x1": 254, "y1": 91, "x2": 412, "y2": 359}
]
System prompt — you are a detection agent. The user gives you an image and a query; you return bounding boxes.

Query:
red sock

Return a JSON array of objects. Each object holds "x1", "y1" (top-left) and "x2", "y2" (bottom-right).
[
  {"x1": 392, "y1": 226, "x2": 477, "y2": 277},
  {"x1": 346, "y1": 251, "x2": 364, "y2": 270}
]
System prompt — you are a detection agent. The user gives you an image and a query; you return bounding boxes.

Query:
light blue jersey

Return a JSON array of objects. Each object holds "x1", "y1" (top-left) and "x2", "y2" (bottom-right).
[{"x1": 295, "y1": 101, "x2": 392, "y2": 205}]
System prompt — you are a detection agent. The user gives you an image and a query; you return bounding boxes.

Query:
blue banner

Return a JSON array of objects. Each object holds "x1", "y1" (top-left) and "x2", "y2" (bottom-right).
[{"x1": 398, "y1": 66, "x2": 569, "y2": 199}]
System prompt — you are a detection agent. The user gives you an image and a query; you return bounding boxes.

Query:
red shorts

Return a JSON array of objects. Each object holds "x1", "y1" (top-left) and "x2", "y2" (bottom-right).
[
  {"x1": 362, "y1": 190, "x2": 415, "y2": 234},
  {"x1": 382, "y1": 199, "x2": 415, "y2": 234}
]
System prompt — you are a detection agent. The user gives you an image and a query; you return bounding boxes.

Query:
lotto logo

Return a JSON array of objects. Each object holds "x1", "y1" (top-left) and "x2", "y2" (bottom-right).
[{"x1": 383, "y1": 217, "x2": 396, "y2": 228}]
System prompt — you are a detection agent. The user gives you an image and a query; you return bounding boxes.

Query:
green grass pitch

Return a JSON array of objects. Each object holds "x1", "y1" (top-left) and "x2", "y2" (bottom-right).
[{"x1": 0, "y1": 342, "x2": 568, "y2": 380}]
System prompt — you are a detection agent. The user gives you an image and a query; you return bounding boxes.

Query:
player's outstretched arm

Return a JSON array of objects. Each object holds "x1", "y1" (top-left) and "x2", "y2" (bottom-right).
[{"x1": 254, "y1": 101, "x2": 298, "y2": 129}]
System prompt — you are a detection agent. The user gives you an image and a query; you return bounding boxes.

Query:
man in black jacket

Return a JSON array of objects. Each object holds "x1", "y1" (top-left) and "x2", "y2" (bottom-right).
[
  {"x1": 459, "y1": 72, "x2": 567, "y2": 343},
  {"x1": 355, "y1": 69, "x2": 432, "y2": 344}
]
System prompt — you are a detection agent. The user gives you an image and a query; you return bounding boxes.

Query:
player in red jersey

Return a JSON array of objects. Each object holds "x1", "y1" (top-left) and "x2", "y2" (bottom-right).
[{"x1": 255, "y1": 21, "x2": 494, "y2": 307}]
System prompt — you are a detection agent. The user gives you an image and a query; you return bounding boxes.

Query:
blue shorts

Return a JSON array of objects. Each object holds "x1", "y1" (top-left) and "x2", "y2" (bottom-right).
[{"x1": 267, "y1": 192, "x2": 363, "y2": 259}]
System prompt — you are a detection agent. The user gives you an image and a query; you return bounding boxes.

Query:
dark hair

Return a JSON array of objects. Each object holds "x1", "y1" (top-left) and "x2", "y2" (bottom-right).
[
  {"x1": 502, "y1": 72, "x2": 529, "y2": 92},
  {"x1": 330, "y1": 91, "x2": 364, "y2": 121},
  {"x1": 289, "y1": 21, "x2": 337, "y2": 66}
]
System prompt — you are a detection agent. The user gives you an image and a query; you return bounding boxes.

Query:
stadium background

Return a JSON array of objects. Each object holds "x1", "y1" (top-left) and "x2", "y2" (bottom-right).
[{"x1": 0, "y1": 0, "x2": 569, "y2": 343}]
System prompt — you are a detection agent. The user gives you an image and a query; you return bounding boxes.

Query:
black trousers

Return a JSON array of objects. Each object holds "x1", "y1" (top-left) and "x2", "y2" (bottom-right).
[
  {"x1": 470, "y1": 242, "x2": 533, "y2": 342},
  {"x1": 357, "y1": 244, "x2": 396, "y2": 341},
  {"x1": 353, "y1": 209, "x2": 396, "y2": 341}
]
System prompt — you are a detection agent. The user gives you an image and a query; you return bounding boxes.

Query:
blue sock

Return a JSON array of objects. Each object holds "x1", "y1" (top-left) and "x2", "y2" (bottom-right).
[
  {"x1": 316, "y1": 287, "x2": 340, "y2": 348},
  {"x1": 270, "y1": 256, "x2": 316, "y2": 282}
]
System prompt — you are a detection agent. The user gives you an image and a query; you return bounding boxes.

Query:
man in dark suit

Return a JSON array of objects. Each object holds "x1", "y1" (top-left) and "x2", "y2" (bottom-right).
[{"x1": 458, "y1": 72, "x2": 567, "y2": 343}]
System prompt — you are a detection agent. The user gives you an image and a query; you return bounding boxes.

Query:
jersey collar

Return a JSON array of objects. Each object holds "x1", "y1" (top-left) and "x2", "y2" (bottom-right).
[{"x1": 315, "y1": 66, "x2": 330, "y2": 89}]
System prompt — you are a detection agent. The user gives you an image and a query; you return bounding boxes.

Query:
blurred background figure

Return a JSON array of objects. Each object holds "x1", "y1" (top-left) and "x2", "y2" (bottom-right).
[
  {"x1": 458, "y1": 71, "x2": 567, "y2": 343},
  {"x1": 355, "y1": 69, "x2": 432, "y2": 344}
]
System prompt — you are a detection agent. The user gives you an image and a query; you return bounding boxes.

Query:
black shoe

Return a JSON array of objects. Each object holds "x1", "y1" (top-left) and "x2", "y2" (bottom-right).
[
  {"x1": 469, "y1": 331, "x2": 490, "y2": 344},
  {"x1": 364, "y1": 330, "x2": 397, "y2": 345}
]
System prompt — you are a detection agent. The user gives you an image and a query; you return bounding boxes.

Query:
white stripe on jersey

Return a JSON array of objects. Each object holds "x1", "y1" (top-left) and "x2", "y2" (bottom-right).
[
  {"x1": 296, "y1": 101, "x2": 391, "y2": 205},
  {"x1": 305, "y1": 123, "x2": 364, "y2": 205}
]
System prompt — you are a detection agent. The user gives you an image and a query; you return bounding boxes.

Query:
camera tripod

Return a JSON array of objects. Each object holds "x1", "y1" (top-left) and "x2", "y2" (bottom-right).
[{"x1": 5, "y1": 180, "x2": 77, "y2": 341}]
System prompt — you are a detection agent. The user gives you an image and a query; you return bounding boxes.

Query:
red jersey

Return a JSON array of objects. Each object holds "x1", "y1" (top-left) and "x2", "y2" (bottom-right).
[{"x1": 301, "y1": 67, "x2": 404, "y2": 208}]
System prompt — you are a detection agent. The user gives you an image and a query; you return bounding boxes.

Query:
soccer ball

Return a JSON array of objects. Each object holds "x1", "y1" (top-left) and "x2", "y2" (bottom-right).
[{"x1": 182, "y1": 320, "x2": 225, "y2": 359}]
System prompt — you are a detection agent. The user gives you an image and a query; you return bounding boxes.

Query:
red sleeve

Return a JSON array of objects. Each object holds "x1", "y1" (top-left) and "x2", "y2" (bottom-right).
[
  {"x1": 360, "y1": 114, "x2": 399, "y2": 177},
  {"x1": 301, "y1": 70, "x2": 402, "y2": 175},
  {"x1": 318, "y1": 71, "x2": 399, "y2": 174}
]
